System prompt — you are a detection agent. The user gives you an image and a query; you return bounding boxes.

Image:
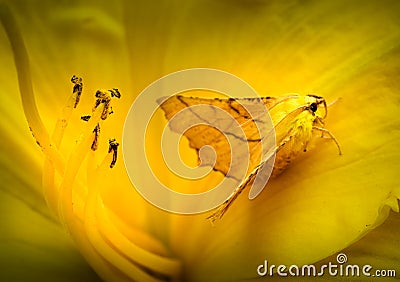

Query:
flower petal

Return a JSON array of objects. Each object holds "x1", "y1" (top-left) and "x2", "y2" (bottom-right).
[
  {"x1": 163, "y1": 1, "x2": 400, "y2": 280},
  {"x1": 0, "y1": 167, "x2": 101, "y2": 281}
]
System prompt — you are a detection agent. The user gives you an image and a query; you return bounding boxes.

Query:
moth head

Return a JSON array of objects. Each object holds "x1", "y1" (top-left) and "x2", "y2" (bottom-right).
[{"x1": 306, "y1": 94, "x2": 327, "y2": 118}]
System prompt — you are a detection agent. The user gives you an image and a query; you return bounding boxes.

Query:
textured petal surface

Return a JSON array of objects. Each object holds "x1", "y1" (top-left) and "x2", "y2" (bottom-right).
[{"x1": 162, "y1": 1, "x2": 400, "y2": 281}]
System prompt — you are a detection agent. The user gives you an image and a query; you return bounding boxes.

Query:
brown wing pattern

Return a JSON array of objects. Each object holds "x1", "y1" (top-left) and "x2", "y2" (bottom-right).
[{"x1": 158, "y1": 95, "x2": 279, "y2": 178}]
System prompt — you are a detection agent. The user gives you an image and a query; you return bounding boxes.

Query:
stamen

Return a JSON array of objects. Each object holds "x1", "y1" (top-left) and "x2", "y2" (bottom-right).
[
  {"x1": 91, "y1": 124, "x2": 100, "y2": 151},
  {"x1": 108, "y1": 138, "x2": 119, "y2": 168},
  {"x1": 2, "y1": 5, "x2": 181, "y2": 280},
  {"x1": 1, "y1": 4, "x2": 70, "y2": 218},
  {"x1": 43, "y1": 76, "x2": 84, "y2": 216},
  {"x1": 0, "y1": 4, "x2": 64, "y2": 173},
  {"x1": 84, "y1": 151, "x2": 181, "y2": 281},
  {"x1": 59, "y1": 100, "x2": 105, "y2": 224},
  {"x1": 110, "y1": 88, "x2": 121, "y2": 98},
  {"x1": 2, "y1": 5, "x2": 132, "y2": 281},
  {"x1": 81, "y1": 115, "x2": 91, "y2": 121},
  {"x1": 82, "y1": 88, "x2": 121, "y2": 151},
  {"x1": 71, "y1": 75, "x2": 83, "y2": 108}
]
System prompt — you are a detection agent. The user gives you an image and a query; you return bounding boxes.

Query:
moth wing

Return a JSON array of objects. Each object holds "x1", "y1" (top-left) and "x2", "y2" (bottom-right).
[
  {"x1": 273, "y1": 105, "x2": 308, "y2": 144},
  {"x1": 247, "y1": 150, "x2": 276, "y2": 199},
  {"x1": 158, "y1": 95, "x2": 276, "y2": 179}
]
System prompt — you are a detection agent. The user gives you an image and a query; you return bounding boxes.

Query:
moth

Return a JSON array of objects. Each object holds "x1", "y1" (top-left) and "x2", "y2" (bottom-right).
[{"x1": 159, "y1": 94, "x2": 341, "y2": 222}]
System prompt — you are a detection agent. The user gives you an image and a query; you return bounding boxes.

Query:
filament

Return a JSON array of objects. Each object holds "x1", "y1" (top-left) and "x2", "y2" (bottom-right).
[
  {"x1": 0, "y1": 4, "x2": 64, "y2": 174},
  {"x1": 85, "y1": 151, "x2": 181, "y2": 281}
]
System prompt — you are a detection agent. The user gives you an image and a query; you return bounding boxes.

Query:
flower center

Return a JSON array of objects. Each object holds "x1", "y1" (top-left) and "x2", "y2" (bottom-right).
[{"x1": 1, "y1": 4, "x2": 181, "y2": 281}]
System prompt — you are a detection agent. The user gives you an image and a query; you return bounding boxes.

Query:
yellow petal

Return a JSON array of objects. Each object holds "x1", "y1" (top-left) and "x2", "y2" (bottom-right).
[
  {"x1": 0, "y1": 146, "x2": 100, "y2": 281},
  {"x1": 312, "y1": 212, "x2": 400, "y2": 281},
  {"x1": 163, "y1": 1, "x2": 400, "y2": 280}
]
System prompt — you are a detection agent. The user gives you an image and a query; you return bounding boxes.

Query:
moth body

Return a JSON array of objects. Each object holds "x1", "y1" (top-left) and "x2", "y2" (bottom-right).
[{"x1": 271, "y1": 97, "x2": 325, "y2": 177}]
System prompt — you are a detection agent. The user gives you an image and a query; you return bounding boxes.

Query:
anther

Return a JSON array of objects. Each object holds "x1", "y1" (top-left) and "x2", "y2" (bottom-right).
[
  {"x1": 108, "y1": 138, "x2": 119, "y2": 168},
  {"x1": 71, "y1": 75, "x2": 83, "y2": 108}
]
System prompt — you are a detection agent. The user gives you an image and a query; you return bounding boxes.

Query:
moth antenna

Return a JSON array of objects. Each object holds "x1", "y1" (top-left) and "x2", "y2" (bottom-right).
[
  {"x1": 327, "y1": 97, "x2": 342, "y2": 108},
  {"x1": 322, "y1": 99, "x2": 328, "y2": 118}
]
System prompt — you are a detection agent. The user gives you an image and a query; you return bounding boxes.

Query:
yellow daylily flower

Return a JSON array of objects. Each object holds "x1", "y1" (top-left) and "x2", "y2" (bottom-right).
[{"x1": 1, "y1": 1, "x2": 399, "y2": 281}]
